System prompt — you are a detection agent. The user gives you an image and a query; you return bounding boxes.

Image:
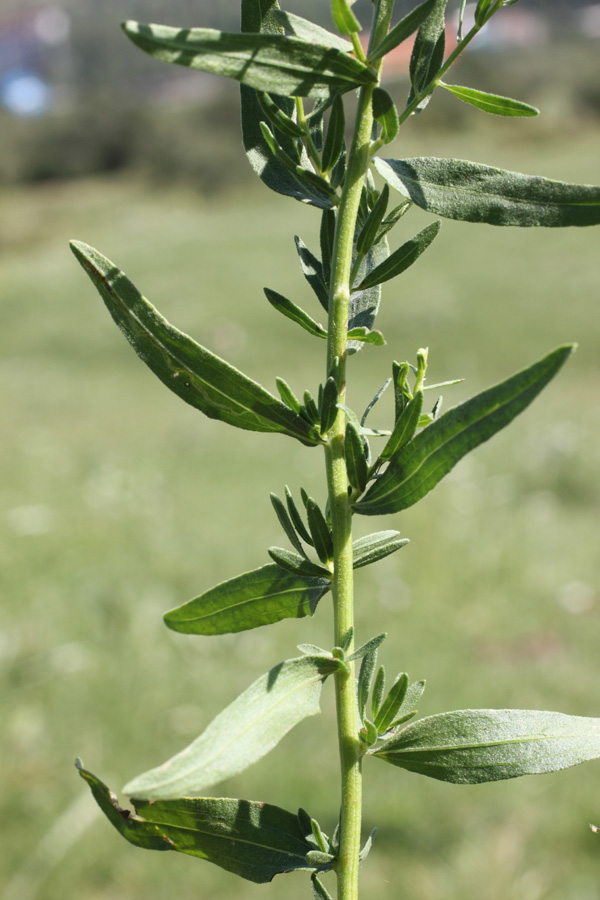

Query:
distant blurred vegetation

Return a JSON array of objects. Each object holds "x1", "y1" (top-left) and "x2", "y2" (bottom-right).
[{"x1": 0, "y1": 1, "x2": 599, "y2": 191}]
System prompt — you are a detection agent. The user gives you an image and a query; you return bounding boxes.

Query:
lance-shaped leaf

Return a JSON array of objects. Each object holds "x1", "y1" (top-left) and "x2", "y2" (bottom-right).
[
  {"x1": 357, "y1": 221, "x2": 440, "y2": 289},
  {"x1": 269, "y1": 546, "x2": 332, "y2": 579},
  {"x1": 122, "y1": 22, "x2": 376, "y2": 99},
  {"x1": 321, "y1": 94, "x2": 345, "y2": 174},
  {"x1": 295, "y1": 236, "x2": 330, "y2": 312},
  {"x1": 264, "y1": 288, "x2": 328, "y2": 339},
  {"x1": 374, "y1": 156, "x2": 600, "y2": 227},
  {"x1": 271, "y1": 9, "x2": 353, "y2": 52},
  {"x1": 369, "y1": 0, "x2": 439, "y2": 60},
  {"x1": 440, "y1": 83, "x2": 539, "y2": 117},
  {"x1": 124, "y1": 656, "x2": 339, "y2": 800},
  {"x1": 381, "y1": 390, "x2": 424, "y2": 462},
  {"x1": 70, "y1": 242, "x2": 319, "y2": 446},
  {"x1": 356, "y1": 345, "x2": 573, "y2": 515},
  {"x1": 77, "y1": 763, "x2": 314, "y2": 883},
  {"x1": 371, "y1": 709, "x2": 600, "y2": 784},
  {"x1": 240, "y1": 1, "x2": 332, "y2": 208},
  {"x1": 348, "y1": 233, "x2": 389, "y2": 353},
  {"x1": 372, "y1": 88, "x2": 399, "y2": 145},
  {"x1": 407, "y1": 0, "x2": 447, "y2": 111},
  {"x1": 352, "y1": 531, "x2": 409, "y2": 570},
  {"x1": 163, "y1": 565, "x2": 330, "y2": 636}
]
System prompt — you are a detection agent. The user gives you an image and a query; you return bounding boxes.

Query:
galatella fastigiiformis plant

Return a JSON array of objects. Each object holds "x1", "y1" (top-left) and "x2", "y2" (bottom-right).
[{"x1": 72, "y1": 2, "x2": 600, "y2": 899}]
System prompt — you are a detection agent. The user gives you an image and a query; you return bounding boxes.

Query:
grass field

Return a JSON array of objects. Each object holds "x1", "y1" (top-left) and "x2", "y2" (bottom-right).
[{"x1": 1, "y1": 126, "x2": 600, "y2": 900}]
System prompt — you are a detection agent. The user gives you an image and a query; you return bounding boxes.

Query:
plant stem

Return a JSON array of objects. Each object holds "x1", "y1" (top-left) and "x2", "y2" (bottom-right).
[{"x1": 325, "y1": 79, "x2": 375, "y2": 900}]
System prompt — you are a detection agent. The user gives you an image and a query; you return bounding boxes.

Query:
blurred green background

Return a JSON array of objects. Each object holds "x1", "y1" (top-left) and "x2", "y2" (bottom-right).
[{"x1": 1, "y1": 2, "x2": 599, "y2": 900}]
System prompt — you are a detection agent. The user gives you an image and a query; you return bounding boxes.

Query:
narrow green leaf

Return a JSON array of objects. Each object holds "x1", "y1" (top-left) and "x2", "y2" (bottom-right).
[
  {"x1": 303, "y1": 390, "x2": 320, "y2": 425},
  {"x1": 347, "y1": 327, "x2": 386, "y2": 346},
  {"x1": 257, "y1": 90, "x2": 306, "y2": 137},
  {"x1": 312, "y1": 873, "x2": 335, "y2": 900},
  {"x1": 390, "y1": 679, "x2": 426, "y2": 728},
  {"x1": 441, "y1": 82, "x2": 539, "y2": 117},
  {"x1": 358, "y1": 221, "x2": 441, "y2": 289},
  {"x1": 264, "y1": 287, "x2": 328, "y2": 339},
  {"x1": 374, "y1": 673, "x2": 409, "y2": 734},
  {"x1": 356, "y1": 345, "x2": 574, "y2": 515},
  {"x1": 392, "y1": 361, "x2": 411, "y2": 420},
  {"x1": 361, "y1": 377, "x2": 392, "y2": 426},
  {"x1": 124, "y1": 656, "x2": 338, "y2": 800},
  {"x1": 70, "y1": 242, "x2": 319, "y2": 446},
  {"x1": 164, "y1": 565, "x2": 329, "y2": 635},
  {"x1": 122, "y1": 22, "x2": 376, "y2": 98},
  {"x1": 345, "y1": 421, "x2": 369, "y2": 493},
  {"x1": 348, "y1": 235, "x2": 388, "y2": 353},
  {"x1": 356, "y1": 185, "x2": 389, "y2": 256},
  {"x1": 298, "y1": 643, "x2": 332, "y2": 658},
  {"x1": 359, "y1": 827, "x2": 377, "y2": 862},
  {"x1": 310, "y1": 818, "x2": 330, "y2": 853},
  {"x1": 372, "y1": 709, "x2": 600, "y2": 784},
  {"x1": 269, "y1": 546, "x2": 331, "y2": 578},
  {"x1": 295, "y1": 236, "x2": 330, "y2": 312},
  {"x1": 77, "y1": 763, "x2": 314, "y2": 883},
  {"x1": 371, "y1": 666, "x2": 387, "y2": 720},
  {"x1": 475, "y1": 0, "x2": 496, "y2": 27},
  {"x1": 276, "y1": 377, "x2": 302, "y2": 413},
  {"x1": 259, "y1": 123, "x2": 340, "y2": 205},
  {"x1": 374, "y1": 156, "x2": 600, "y2": 227},
  {"x1": 380, "y1": 391, "x2": 424, "y2": 462},
  {"x1": 376, "y1": 200, "x2": 412, "y2": 244},
  {"x1": 272, "y1": 10, "x2": 353, "y2": 52},
  {"x1": 347, "y1": 632, "x2": 387, "y2": 663},
  {"x1": 357, "y1": 648, "x2": 379, "y2": 720},
  {"x1": 322, "y1": 94, "x2": 346, "y2": 174},
  {"x1": 372, "y1": 88, "x2": 399, "y2": 145},
  {"x1": 369, "y1": 0, "x2": 438, "y2": 60},
  {"x1": 331, "y1": 0, "x2": 362, "y2": 35},
  {"x1": 271, "y1": 493, "x2": 306, "y2": 554},
  {"x1": 352, "y1": 531, "x2": 409, "y2": 570},
  {"x1": 306, "y1": 499, "x2": 334, "y2": 565},
  {"x1": 320, "y1": 377, "x2": 339, "y2": 434},
  {"x1": 408, "y1": 0, "x2": 447, "y2": 108},
  {"x1": 286, "y1": 486, "x2": 314, "y2": 546}
]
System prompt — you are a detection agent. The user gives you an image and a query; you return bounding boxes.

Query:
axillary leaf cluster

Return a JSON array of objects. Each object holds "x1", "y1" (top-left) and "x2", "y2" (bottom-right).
[{"x1": 70, "y1": 2, "x2": 600, "y2": 899}]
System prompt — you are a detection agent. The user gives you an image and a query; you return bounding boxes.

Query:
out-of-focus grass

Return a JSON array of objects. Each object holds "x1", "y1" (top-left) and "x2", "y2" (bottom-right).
[{"x1": 1, "y1": 129, "x2": 599, "y2": 900}]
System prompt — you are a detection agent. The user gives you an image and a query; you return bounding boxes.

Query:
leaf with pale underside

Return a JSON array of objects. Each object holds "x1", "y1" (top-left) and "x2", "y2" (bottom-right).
[
  {"x1": 163, "y1": 565, "x2": 330, "y2": 636},
  {"x1": 124, "y1": 656, "x2": 339, "y2": 800},
  {"x1": 374, "y1": 156, "x2": 600, "y2": 227},
  {"x1": 77, "y1": 763, "x2": 314, "y2": 883},
  {"x1": 356, "y1": 345, "x2": 574, "y2": 515},
  {"x1": 122, "y1": 21, "x2": 376, "y2": 99},
  {"x1": 372, "y1": 709, "x2": 600, "y2": 784},
  {"x1": 70, "y1": 242, "x2": 319, "y2": 446}
]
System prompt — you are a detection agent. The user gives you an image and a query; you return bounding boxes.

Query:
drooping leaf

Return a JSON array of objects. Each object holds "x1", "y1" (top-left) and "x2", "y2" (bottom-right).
[
  {"x1": 70, "y1": 242, "x2": 319, "y2": 446},
  {"x1": 374, "y1": 156, "x2": 600, "y2": 227},
  {"x1": 440, "y1": 83, "x2": 539, "y2": 117},
  {"x1": 240, "y1": 1, "x2": 332, "y2": 207},
  {"x1": 264, "y1": 287, "x2": 328, "y2": 339},
  {"x1": 352, "y1": 531, "x2": 409, "y2": 570},
  {"x1": 77, "y1": 763, "x2": 314, "y2": 883},
  {"x1": 163, "y1": 565, "x2": 330, "y2": 636},
  {"x1": 124, "y1": 656, "x2": 339, "y2": 800},
  {"x1": 122, "y1": 22, "x2": 376, "y2": 99},
  {"x1": 369, "y1": 0, "x2": 439, "y2": 60},
  {"x1": 269, "y1": 546, "x2": 332, "y2": 578},
  {"x1": 271, "y1": 9, "x2": 353, "y2": 52},
  {"x1": 372, "y1": 87, "x2": 399, "y2": 145},
  {"x1": 355, "y1": 345, "x2": 574, "y2": 515},
  {"x1": 407, "y1": 0, "x2": 447, "y2": 111},
  {"x1": 372, "y1": 709, "x2": 600, "y2": 784},
  {"x1": 357, "y1": 221, "x2": 440, "y2": 289}
]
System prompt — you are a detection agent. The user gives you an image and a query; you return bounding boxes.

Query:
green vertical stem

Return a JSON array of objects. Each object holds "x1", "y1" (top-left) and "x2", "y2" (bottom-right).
[{"x1": 325, "y1": 79, "x2": 375, "y2": 900}]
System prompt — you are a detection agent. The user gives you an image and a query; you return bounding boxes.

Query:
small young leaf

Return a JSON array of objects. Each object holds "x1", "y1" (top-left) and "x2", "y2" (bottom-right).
[
  {"x1": 369, "y1": 0, "x2": 439, "y2": 60},
  {"x1": 303, "y1": 390, "x2": 321, "y2": 425},
  {"x1": 356, "y1": 185, "x2": 389, "y2": 257},
  {"x1": 347, "y1": 632, "x2": 386, "y2": 663},
  {"x1": 392, "y1": 360, "x2": 411, "y2": 419},
  {"x1": 331, "y1": 0, "x2": 362, "y2": 35},
  {"x1": 122, "y1": 22, "x2": 376, "y2": 98},
  {"x1": 372, "y1": 709, "x2": 600, "y2": 784},
  {"x1": 372, "y1": 88, "x2": 399, "y2": 145},
  {"x1": 312, "y1": 873, "x2": 335, "y2": 900},
  {"x1": 407, "y1": 0, "x2": 447, "y2": 109},
  {"x1": 70, "y1": 242, "x2": 320, "y2": 446},
  {"x1": 441, "y1": 83, "x2": 539, "y2": 117},
  {"x1": 358, "y1": 221, "x2": 441, "y2": 290},
  {"x1": 341, "y1": 626, "x2": 355, "y2": 653},
  {"x1": 390, "y1": 679, "x2": 426, "y2": 727},
  {"x1": 352, "y1": 531, "x2": 409, "y2": 570},
  {"x1": 306, "y1": 498, "x2": 334, "y2": 564},
  {"x1": 295, "y1": 236, "x2": 330, "y2": 312},
  {"x1": 347, "y1": 327, "x2": 386, "y2": 346},
  {"x1": 371, "y1": 666, "x2": 387, "y2": 720},
  {"x1": 320, "y1": 377, "x2": 339, "y2": 435},
  {"x1": 286, "y1": 486, "x2": 314, "y2": 545},
  {"x1": 474, "y1": 0, "x2": 496, "y2": 27},
  {"x1": 264, "y1": 287, "x2": 328, "y2": 339},
  {"x1": 271, "y1": 493, "x2": 306, "y2": 554},
  {"x1": 276, "y1": 377, "x2": 302, "y2": 413},
  {"x1": 361, "y1": 377, "x2": 392, "y2": 426},
  {"x1": 77, "y1": 763, "x2": 314, "y2": 883},
  {"x1": 322, "y1": 94, "x2": 346, "y2": 174},
  {"x1": 164, "y1": 564, "x2": 330, "y2": 635},
  {"x1": 374, "y1": 156, "x2": 600, "y2": 227},
  {"x1": 257, "y1": 90, "x2": 306, "y2": 137},
  {"x1": 359, "y1": 827, "x2": 377, "y2": 862},
  {"x1": 357, "y1": 649, "x2": 379, "y2": 720},
  {"x1": 310, "y1": 818, "x2": 330, "y2": 854},
  {"x1": 360, "y1": 719, "x2": 379, "y2": 746},
  {"x1": 259, "y1": 123, "x2": 340, "y2": 206},
  {"x1": 376, "y1": 201, "x2": 412, "y2": 244},
  {"x1": 124, "y1": 656, "x2": 339, "y2": 800},
  {"x1": 345, "y1": 421, "x2": 369, "y2": 493},
  {"x1": 380, "y1": 391, "x2": 424, "y2": 462},
  {"x1": 320, "y1": 209, "x2": 336, "y2": 285},
  {"x1": 356, "y1": 345, "x2": 574, "y2": 515},
  {"x1": 272, "y1": 10, "x2": 353, "y2": 52},
  {"x1": 374, "y1": 673, "x2": 409, "y2": 734},
  {"x1": 269, "y1": 546, "x2": 332, "y2": 578}
]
